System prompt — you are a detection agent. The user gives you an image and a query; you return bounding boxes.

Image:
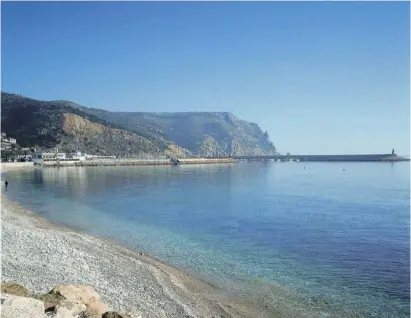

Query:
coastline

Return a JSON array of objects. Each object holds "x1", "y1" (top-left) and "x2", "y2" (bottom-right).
[
  {"x1": 1, "y1": 162, "x2": 35, "y2": 172},
  {"x1": 0, "y1": 164, "x2": 343, "y2": 318},
  {"x1": 1, "y1": 195, "x2": 300, "y2": 318},
  {"x1": 3, "y1": 158, "x2": 236, "y2": 169}
]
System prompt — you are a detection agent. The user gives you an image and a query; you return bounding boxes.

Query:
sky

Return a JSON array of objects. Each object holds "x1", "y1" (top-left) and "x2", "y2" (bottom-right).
[{"x1": 1, "y1": 1, "x2": 410, "y2": 155}]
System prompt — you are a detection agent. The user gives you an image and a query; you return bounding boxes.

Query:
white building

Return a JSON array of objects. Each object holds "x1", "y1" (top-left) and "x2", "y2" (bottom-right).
[
  {"x1": 33, "y1": 151, "x2": 87, "y2": 165},
  {"x1": 1, "y1": 132, "x2": 16, "y2": 150},
  {"x1": 32, "y1": 150, "x2": 121, "y2": 166}
]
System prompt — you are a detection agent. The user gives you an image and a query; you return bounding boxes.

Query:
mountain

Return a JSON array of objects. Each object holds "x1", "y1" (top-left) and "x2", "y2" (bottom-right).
[{"x1": 1, "y1": 92, "x2": 277, "y2": 157}]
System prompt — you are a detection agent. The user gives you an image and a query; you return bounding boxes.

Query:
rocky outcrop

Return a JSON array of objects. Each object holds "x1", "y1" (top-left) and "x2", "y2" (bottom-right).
[
  {"x1": 49, "y1": 285, "x2": 109, "y2": 317},
  {"x1": 50, "y1": 300, "x2": 87, "y2": 317},
  {"x1": 1, "y1": 281, "x2": 30, "y2": 297},
  {"x1": 198, "y1": 135, "x2": 224, "y2": 156},
  {"x1": 102, "y1": 312, "x2": 141, "y2": 318},
  {"x1": 1, "y1": 293, "x2": 45, "y2": 318},
  {"x1": 60, "y1": 113, "x2": 162, "y2": 156},
  {"x1": 105, "y1": 111, "x2": 277, "y2": 156},
  {"x1": 163, "y1": 143, "x2": 192, "y2": 158},
  {"x1": 0, "y1": 283, "x2": 141, "y2": 318}
]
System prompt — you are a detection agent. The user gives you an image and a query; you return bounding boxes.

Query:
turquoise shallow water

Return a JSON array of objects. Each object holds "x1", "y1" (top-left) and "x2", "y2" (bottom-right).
[{"x1": 3, "y1": 162, "x2": 410, "y2": 317}]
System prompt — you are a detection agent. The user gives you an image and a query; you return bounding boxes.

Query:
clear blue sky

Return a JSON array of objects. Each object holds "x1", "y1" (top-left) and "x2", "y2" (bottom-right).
[{"x1": 2, "y1": 1, "x2": 409, "y2": 155}]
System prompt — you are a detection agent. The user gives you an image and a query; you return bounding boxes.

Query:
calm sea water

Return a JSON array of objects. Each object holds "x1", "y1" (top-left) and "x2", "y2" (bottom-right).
[{"x1": 3, "y1": 162, "x2": 410, "y2": 317}]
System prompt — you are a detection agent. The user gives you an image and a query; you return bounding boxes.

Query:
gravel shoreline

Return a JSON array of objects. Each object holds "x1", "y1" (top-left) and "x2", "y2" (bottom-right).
[{"x1": 1, "y1": 196, "x2": 283, "y2": 318}]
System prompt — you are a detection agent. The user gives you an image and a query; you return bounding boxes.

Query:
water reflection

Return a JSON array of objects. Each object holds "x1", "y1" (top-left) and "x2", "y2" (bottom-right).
[
  {"x1": 33, "y1": 168, "x2": 44, "y2": 186},
  {"x1": 4, "y1": 164, "x2": 274, "y2": 234},
  {"x1": 2, "y1": 163, "x2": 410, "y2": 318},
  {"x1": 9, "y1": 163, "x2": 272, "y2": 194}
]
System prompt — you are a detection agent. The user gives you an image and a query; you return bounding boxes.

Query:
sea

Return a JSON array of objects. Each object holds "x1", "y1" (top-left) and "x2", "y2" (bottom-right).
[{"x1": 2, "y1": 162, "x2": 410, "y2": 317}]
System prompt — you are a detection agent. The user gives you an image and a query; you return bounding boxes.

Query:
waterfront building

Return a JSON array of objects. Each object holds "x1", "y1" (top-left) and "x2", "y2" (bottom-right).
[
  {"x1": 1, "y1": 132, "x2": 17, "y2": 151},
  {"x1": 33, "y1": 151, "x2": 87, "y2": 165},
  {"x1": 32, "y1": 151, "x2": 120, "y2": 165}
]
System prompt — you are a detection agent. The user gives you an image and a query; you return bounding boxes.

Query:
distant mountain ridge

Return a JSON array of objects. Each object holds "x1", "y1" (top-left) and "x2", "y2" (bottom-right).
[{"x1": 1, "y1": 92, "x2": 277, "y2": 157}]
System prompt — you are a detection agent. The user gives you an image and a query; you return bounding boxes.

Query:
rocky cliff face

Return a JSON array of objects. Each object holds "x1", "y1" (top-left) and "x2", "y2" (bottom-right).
[
  {"x1": 81, "y1": 111, "x2": 277, "y2": 156},
  {"x1": 60, "y1": 113, "x2": 161, "y2": 156},
  {"x1": 1, "y1": 92, "x2": 277, "y2": 156}
]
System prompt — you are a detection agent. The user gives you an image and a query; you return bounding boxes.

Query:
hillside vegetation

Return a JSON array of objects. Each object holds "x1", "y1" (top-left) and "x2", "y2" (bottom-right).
[{"x1": 1, "y1": 92, "x2": 277, "y2": 157}]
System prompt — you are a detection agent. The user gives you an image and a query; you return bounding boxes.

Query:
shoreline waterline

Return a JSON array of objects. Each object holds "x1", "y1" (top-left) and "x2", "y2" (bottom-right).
[{"x1": 1, "y1": 194, "x2": 320, "y2": 318}]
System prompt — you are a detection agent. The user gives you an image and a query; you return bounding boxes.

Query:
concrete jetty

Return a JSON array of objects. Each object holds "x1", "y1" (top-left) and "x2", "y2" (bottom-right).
[
  {"x1": 34, "y1": 157, "x2": 236, "y2": 168},
  {"x1": 178, "y1": 158, "x2": 235, "y2": 165},
  {"x1": 232, "y1": 153, "x2": 409, "y2": 162}
]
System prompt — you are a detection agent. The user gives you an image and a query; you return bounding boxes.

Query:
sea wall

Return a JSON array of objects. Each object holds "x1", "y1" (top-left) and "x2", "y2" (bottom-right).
[
  {"x1": 232, "y1": 154, "x2": 409, "y2": 162},
  {"x1": 178, "y1": 158, "x2": 236, "y2": 164},
  {"x1": 77, "y1": 159, "x2": 171, "y2": 167},
  {"x1": 38, "y1": 158, "x2": 236, "y2": 167}
]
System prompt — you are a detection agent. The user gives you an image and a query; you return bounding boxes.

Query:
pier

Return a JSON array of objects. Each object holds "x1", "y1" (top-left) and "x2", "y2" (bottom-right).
[
  {"x1": 231, "y1": 153, "x2": 409, "y2": 162},
  {"x1": 33, "y1": 154, "x2": 408, "y2": 168},
  {"x1": 34, "y1": 157, "x2": 236, "y2": 167},
  {"x1": 25, "y1": 148, "x2": 410, "y2": 168}
]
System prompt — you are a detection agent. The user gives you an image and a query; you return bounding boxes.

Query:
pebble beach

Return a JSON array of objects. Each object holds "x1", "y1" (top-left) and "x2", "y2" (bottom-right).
[{"x1": 1, "y1": 195, "x2": 257, "y2": 318}]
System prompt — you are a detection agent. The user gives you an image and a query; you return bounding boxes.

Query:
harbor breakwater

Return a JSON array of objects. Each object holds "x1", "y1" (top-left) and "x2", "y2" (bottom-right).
[
  {"x1": 34, "y1": 158, "x2": 236, "y2": 168},
  {"x1": 3, "y1": 153, "x2": 407, "y2": 171},
  {"x1": 233, "y1": 153, "x2": 410, "y2": 162}
]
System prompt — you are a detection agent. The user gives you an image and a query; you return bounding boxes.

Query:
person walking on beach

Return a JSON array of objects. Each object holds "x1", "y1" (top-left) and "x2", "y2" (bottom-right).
[{"x1": 4, "y1": 180, "x2": 8, "y2": 189}]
